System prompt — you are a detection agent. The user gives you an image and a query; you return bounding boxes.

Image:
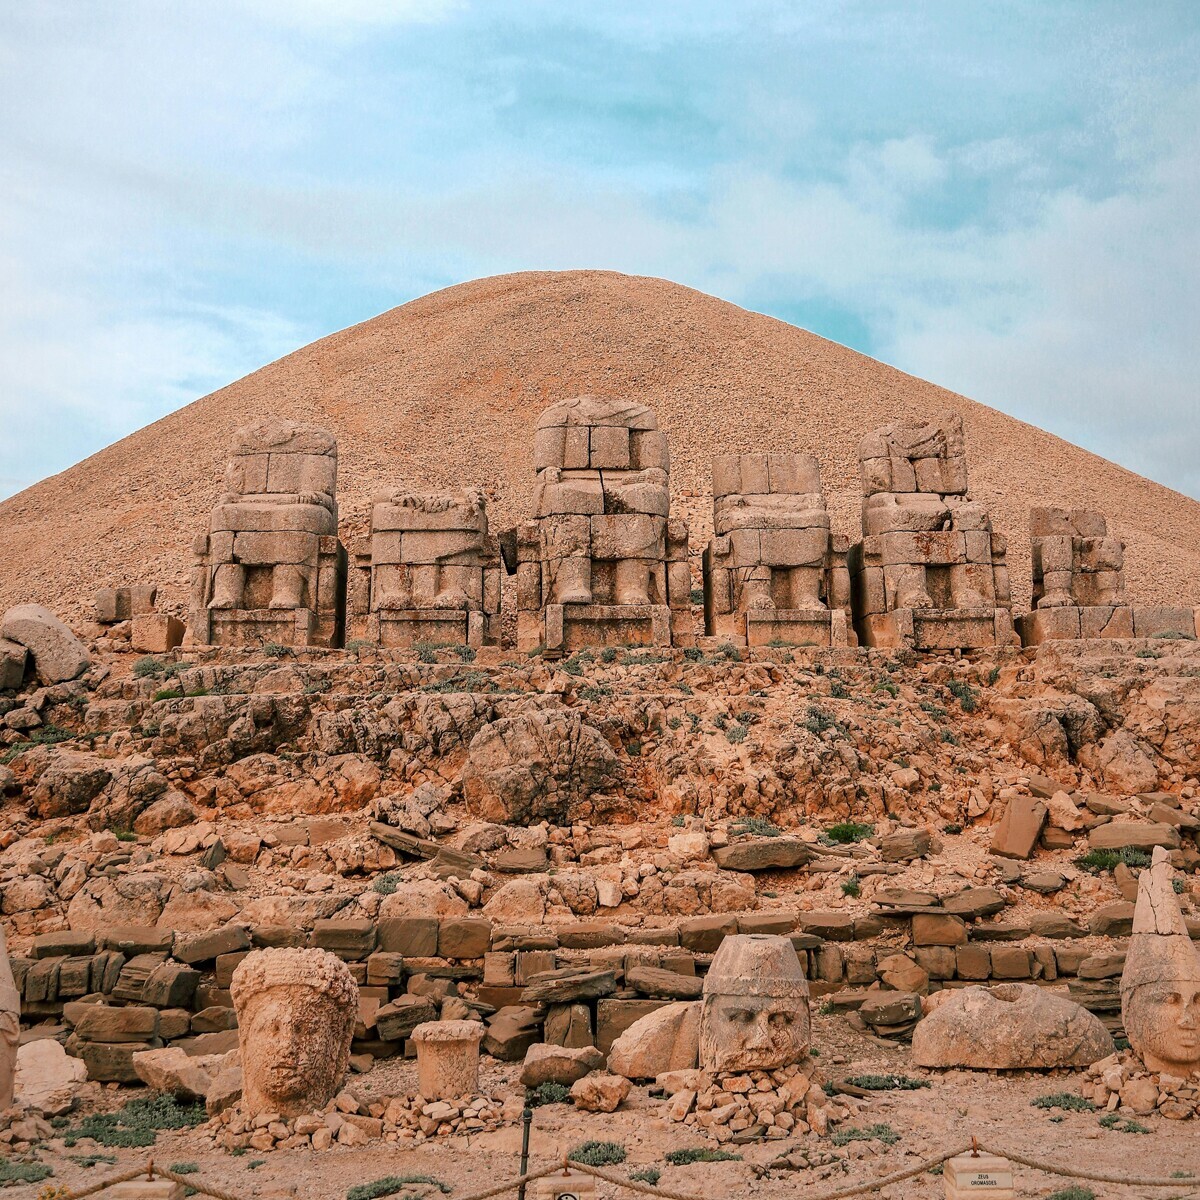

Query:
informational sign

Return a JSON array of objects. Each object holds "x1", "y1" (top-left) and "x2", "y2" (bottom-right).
[
  {"x1": 944, "y1": 1152, "x2": 1016, "y2": 1200},
  {"x1": 535, "y1": 1171, "x2": 597, "y2": 1200}
]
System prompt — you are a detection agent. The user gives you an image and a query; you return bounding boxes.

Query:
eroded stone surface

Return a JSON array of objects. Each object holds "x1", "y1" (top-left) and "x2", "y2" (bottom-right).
[
  {"x1": 412, "y1": 1019, "x2": 485, "y2": 1100},
  {"x1": 911, "y1": 983, "x2": 1113, "y2": 1069},
  {"x1": 0, "y1": 926, "x2": 18, "y2": 1107},
  {"x1": 699, "y1": 934, "x2": 811, "y2": 1073},
  {"x1": 230, "y1": 948, "x2": 357, "y2": 1117},
  {"x1": 1121, "y1": 846, "x2": 1200, "y2": 1077}
]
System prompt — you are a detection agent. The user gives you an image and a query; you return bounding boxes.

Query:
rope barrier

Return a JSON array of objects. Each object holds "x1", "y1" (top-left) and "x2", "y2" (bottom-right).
[{"x1": 40, "y1": 1134, "x2": 1200, "y2": 1200}]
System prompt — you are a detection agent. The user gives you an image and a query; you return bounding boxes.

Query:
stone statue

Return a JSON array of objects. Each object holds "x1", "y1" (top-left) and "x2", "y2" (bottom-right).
[
  {"x1": 1121, "y1": 847, "x2": 1200, "y2": 1077},
  {"x1": 510, "y1": 395, "x2": 692, "y2": 652},
  {"x1": 230, "y1": 948, "x2": 357, "y2": 1117},
  {"x1": 699, "y1": 934, "x2": 811, "y2": 1073},
  {"x1": 703, "y1": 453, "x2": 853, "y2": 646},
  {"x1": 191, "y1": 418, "x2": 346, "y2": 647},
  {"x1": 0, "y1": 926, "x2": 19, "y2": 1107},
  {"x1": 347, "y1": 487, "x2": 501, "y2": 647},
  {"x1": 849, "y1": 411, "x2": 1013, "y2": 649}
]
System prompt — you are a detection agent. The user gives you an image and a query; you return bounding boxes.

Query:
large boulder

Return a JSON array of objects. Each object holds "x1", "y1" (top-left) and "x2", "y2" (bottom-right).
[
  {"x1": 519, "y1": 1043, "x2": 604, "y2": 1087},
  {"x1": 911, "y1": 983, "x2": 1114, "y2": 1069},
  {"x1": 607, "y1": 1001, "x2": 700, "y2": 1080},
  {"x1": 0, "y1": 604, "x2": 89, "y2": 683},
  {"x1": 462, "y1": 710, "x2": 622, "y2": 824},
  {"x1": 14, "y1": 1039, "x2": 87, "y2": 1115},
  {"x1": 28, "y1": 751, "x2": 112, "y2": 819},
  {"x1": 133, "y1": 1046, "x2": 227, "y2": 1102}
]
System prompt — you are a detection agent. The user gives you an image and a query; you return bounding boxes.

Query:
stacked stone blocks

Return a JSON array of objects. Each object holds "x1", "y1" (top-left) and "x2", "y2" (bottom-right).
[
  {"x1": 1016, "y1": 507, "x2": 1195, "y2": 645},
  {"x1": 348, "y1": 489, "x2": 501, "y2": 648},
  {"x1": 703, "y1": 453, "x2": 853, "y2": 647},
  {"x1": 190, "y1": 419, "x2": 346, "y2": 648},
  {"x1": 513, "y1": 397, "x2": 691, "y2": 654},
  {"x1": 848, "y1": 412, "x2": 1013, "y2": 650}
]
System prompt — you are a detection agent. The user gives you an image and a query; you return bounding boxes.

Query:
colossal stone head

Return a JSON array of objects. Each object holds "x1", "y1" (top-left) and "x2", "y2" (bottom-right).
[
  {"x1": 1121, "y1": 847, "x2": 1200, "y2": 1077},
  {"x1": 0, "y1": 928, "x2": 19, "y2": 1108},
  {"x1": 230, "y1": 948, "x2": 357, "y2": 1117},
  {"x1": 699, "y1": 934, "x2": 811, "y2": 1073}
]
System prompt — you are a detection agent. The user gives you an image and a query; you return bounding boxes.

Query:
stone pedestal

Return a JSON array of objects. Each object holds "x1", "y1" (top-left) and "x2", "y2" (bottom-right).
[
  {"x1": 535, "y1": 1174, "x2": 596, "y2": 1200},
  {"x1": 943, "y1": 1153, "x2": 1014, "y2": 1200},
  {"x1": 412, "y1": 1019, "x2": 484, "y2": 1100},
  {"x1": 108, "y1": 1184, "x2": 187, "y2": 1200}
]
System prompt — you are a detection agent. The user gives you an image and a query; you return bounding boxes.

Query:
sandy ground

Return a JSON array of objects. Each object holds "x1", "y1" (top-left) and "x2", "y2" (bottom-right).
[
  {"x1": 4, "y1": 269, "x2": 1200, "y2": 622},
  {"x1": 33, "y1": 1013, "x2": 1200, "y2": 1200}
]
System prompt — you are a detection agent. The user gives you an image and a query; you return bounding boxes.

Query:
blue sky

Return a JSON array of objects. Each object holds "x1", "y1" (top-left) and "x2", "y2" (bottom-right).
[{"x1": 2, "y1": 1, "x2": 1197, "y2": 498}]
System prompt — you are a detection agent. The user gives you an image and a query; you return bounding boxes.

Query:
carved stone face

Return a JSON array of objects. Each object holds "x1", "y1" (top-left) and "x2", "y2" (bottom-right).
[
  {"x1": 239, "y1": 986, "x2": 350, "y2": 1116},
  {"x1": 700, "y1": 993, "x2": 811, "y2": 1073},
  {"x1": 1126, "y1": 981, "x2": 1200, "y2": 1076}
]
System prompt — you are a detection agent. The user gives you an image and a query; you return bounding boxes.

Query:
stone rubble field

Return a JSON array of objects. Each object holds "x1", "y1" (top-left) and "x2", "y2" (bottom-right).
[{"x1": 3, "y1": 629, "x2": 1200, "y2": 1194}]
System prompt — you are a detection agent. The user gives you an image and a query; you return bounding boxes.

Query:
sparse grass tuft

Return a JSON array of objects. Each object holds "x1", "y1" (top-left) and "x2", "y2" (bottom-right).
[
  {"x1": 731, "y1": 817, "x2": 780, "y2": 838},
  {"x1": 841, "y1": 874, "x2": 861, "y2": 898},
  {"x1": 845, "y1": 1073, "x2": 929, "y2": 1091},
  {"x1": 664, "y1": 1148, "x2": 742, "y2": 1165},
  {"x1": 822, "y1": 821, "x2": 874, "y2": 845},
  {"x1": 62, "y1": 1095, "x2": 206, "y2": 1148},
  {"x1": 830, "y1": 1123, "x2": 899, "y2": 1147},
  {"x1": 0, "y1": 1160, "x2": 53, "y2": 1185},
  {"x1": 946, "y1": 679, "x2": 979, "y2": 712},
  {"x1": 1074, "y1": 847, "x2": 1151, "y2": 873},
  {"x1": 1032, "y1": 1092, "x2": 1094, "y2": 1112},
  {"x1": 526, "y1": 1081, "x2": 571, "y2": 1107},
  {"x1": 630, "y1": 1167, "x2": 662, "y2": 1185},
  {"x1": 346, "y1": 1176, "x2": 451, "y2": 1200}
]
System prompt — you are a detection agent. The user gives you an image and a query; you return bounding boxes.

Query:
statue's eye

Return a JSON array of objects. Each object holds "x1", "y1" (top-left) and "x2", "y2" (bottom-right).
[
  {"x1": 769, "y1": 1012, "x2": 793, "y2": 1026},
  {"x1": 731, "y1": 1010, "x2": 754, "y2": 1024}
]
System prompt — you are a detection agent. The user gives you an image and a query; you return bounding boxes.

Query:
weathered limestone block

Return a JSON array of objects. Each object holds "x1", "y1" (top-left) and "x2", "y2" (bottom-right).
[
  {"x1": 698, "y1": 934, "x2": 810, "y2": 1073},
  {"x1": 230, "y1": 948, "x2": 356, "y2": 1117},
  {"x1": 607, "y1": 1001, "x2": 700, "y2": 1079},
  {"x1": 911, "y1": 983, "x2": 1113, "y2": 1068},
  {"x1": 0, "y1": 927, "x2": 19, "y2": 1106},
  {"x1": 0, "y1": 604, "x2": 89, "y2": 683},
  {"x1": 703, "y1": 453, "x2": 853, "y2": 647},
  {"x1": 191, "y1": 419, "x2": 346, "y2": 648},
  {"x1": 412, "y1": 1019, "x2": 484, "y2": 1100},
  {"x1": 349, "y1": 488, "x2": 502, "y2": 647},
  {"x1": 507, "y1": 396, "x2": 692, "y2": 653},
  {"x1": 14, "y1": 1039, "x2": 87, "y2": 1114},
  {"x1": 95, "y1": 585, "x2": 158, "y2": 625},
  {"x1": 1017, "y1": 508, "x2": 1194, "y2": 646},
  {"x1": 1121, "y1": 847, "x2": 1200, "y2": 1076},
  {"x1": 848, "y1": 413, "x2": 1012, "y2": 650}
]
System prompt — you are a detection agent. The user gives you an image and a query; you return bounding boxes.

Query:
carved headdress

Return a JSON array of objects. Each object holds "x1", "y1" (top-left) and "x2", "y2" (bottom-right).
[
  {"x1": 230, "y1": 947, "x2": 358, "y2": 1010},
  {"x1": 1121, "y1": 847, "x2": 1200, "y2": 996},
  {"x1": 702, "y1": 934, "x2": 809, "y2": 998}
]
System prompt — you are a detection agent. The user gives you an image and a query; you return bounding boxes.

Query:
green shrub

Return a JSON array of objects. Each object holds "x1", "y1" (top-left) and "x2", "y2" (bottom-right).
[
  {"x1": 170, "y1": 1163, "x2": 200, "y2": 1174},
  {"x1": 1075, "y1": 847, "x2": 1152, "y2": 873},
  {"x1": 731, "y1": 817, "x2": 780, "y2": 838},
  {"x1": 987, "y1": 666, "x2": 1001, "y2": 685},
  {"x1": 668, "y1": 716, "x2": 682, "y2": 730},
  {"x1": 153, "y1": 687, "x2": 183, "y2": 701},
  {"x1": 689, "y1": 588, "x2": 704, "y2": 605},
  {"x1": 845, "y1": 1073, "x2": 929, "y2": 1091},
  {"x1": 69, "y1": 1153, "x2": 117, "y2": 1167},
  {"x1": 1031, "y1": 1092, "x2": 1094, "y2": 1112},
  {"x1": 1046, "y1": 1188, "x2": 1095, "y2": 1200},
  {"x1": 1097, "y1": 1113, "x2": 1149, "y2": 1133},
  {"x1": 630, "y1": 1167, "x2": 662, "y2": 1185},
  {"x1": 664, "y1": 1148, "x2": 741, "y2": 1165},
  {"x1": 804, "y1": 704, "x2": 847, "y2": 737},
  {"x1": 943, "y1": 822, "x2": 962, "y2": 835},
  {"x1": 822, "y1": 821, "x2": 874, "y2": 844},
  {"x1": 600, "y1": 646, "x2": 618, "y2": 663},
  {"x1": 829, "y1": 679, "x2": 850, "y2": 699},
  {"x1": 134, "y1": 655, "x2": 166, "y2": 677},
  {"x1": 346, "y1": 1176, "x2": 451, "y2": 1200},
  {"x1": 1153, "y1": 629, "x2": 1193, "y2": 639},
  {"x1": 262, "y1": 641, "x2": 287, "y2": 658},
  {"x1": 830, "y1": 1123, "x2": 899, "y2": 1147},
  {"x1": 372, "y1": 873, "x2": 399, "y2": 895},
  {"x1": 725, "y1": 723, "x2": 748, "y2": 744},
  {"x1": 682, "y1": 646, "x2": 704, "y2": 661},
  {"x1": 0, "y1": 1160, "x2": 53, "y2": 1185},
  {"x1": 346, "y1": 639, "x2": 375, "y2": 654},
  {"x1": 841, "y1": 874, "x2": 861, "y2": 898},
  {"x1": 873, "y1": 680, "x2": 899, "y2": 698},
  {"x1": 526, "y1": 1081, "x2": 570, "y2": 1107},
  {"x1": 62, "y1": 1094, "x2": 206, "y2": 1148},
  {"x1": 568, "y1": 1141, "x2": 627, "y2": 1167},
  {"x1": 946, "y1": 679, "x2": 979, "y2": 712}
]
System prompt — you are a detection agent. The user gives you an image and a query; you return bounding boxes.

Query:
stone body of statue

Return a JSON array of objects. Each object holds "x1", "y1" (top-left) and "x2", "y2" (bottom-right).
[
  {"x1": 1121, "y1": 847, "x2": 1200, "y2": 1077},
  {"x1": 699, "y1": 934, "x2": 811, "y2": 1073},
  {"x1": 0, "y1": 927, "x2": 19, "y2": 1107},
  {"x1": 191, "y1": 418, "x2": 346, "y2": 647},
  {"x1": 230, "y1": 948, "x2": 357, "y2": 1117}
]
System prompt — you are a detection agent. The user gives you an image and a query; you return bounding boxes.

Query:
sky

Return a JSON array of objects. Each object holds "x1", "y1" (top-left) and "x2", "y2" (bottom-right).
[{"x1": 1, "y1": 1, "x2": 1198, "y2": 500}]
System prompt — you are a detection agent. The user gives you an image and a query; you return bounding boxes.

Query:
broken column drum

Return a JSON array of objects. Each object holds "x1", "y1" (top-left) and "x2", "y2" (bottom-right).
[
  {"x1": 348, "y1": 488, "x2": 501, "y2": 647},
  {"x1": 703, "y1": 452, "x2": 854, "y2": 647},
  {"x1": 1016, "y1": 507, "x2": 1196, "y2": 644},
  {"x1": 848, "y1": 411, "x2": 1013, "y2": 650},
  {"x1": 510, "y1": 396, "x2": 692, "y2": 653},
  {"x1": 411, "y1": 1019, "x2": 484, "y2": 1100},
  {"x1": 190, "y1": 419, "x2": 346, "y2": 648}
]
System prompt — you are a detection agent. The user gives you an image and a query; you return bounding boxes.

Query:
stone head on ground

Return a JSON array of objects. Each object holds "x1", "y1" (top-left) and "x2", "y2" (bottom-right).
[
  {"x1": 230, "y1": 948, "x2": 357, "y2": 1117},
  {"x1": 699, "y1": 934, "x2": 811, "y2": 1073},
  {"x1": 1121, "y1": 846, "x2": 1200, "y2": 1077}
]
